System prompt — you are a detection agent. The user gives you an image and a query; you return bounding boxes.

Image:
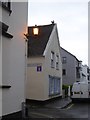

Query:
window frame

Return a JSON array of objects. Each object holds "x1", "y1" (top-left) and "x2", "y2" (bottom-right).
[
  {"x1": 54, "y1": 77, "x2": 60, "y2": 94},
  {"x1": 56, "y1": 54, "x2": 59, "y2": 70},
  {"x1": 0, "y1": 0, "x2": 12, "y2": 14},
  {"x1": 49, "y1": 75, "x2": 60, "y2": 96},
  {"x1": 62, "y1": 69, "x2": 66, "y2": 76},
  {"x1": 76, "y1": 67, "x2": 80, "y2": 78},
  {"x1": 51, "y1": 51, "x2": 55, "y2": 68},
  {"x1": 62, "y1": 57, "x2": 67, "y2": 64},
  {"x1": 49, "y1": 75, "x2": 54, "y2": 96}
]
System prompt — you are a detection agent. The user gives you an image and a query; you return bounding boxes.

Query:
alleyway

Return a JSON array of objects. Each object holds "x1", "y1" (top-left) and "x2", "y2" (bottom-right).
[{"x1": 24, "y1": 97, "x2": 89, "y2": 119}]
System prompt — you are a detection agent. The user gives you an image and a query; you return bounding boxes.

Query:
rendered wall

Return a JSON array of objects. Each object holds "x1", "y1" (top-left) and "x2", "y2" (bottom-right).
[
  {"x1": 43, "y1": 25, "x2": 62, "y2": 99},
  {"x1": 1, "y1": 2, "x2": 28, "y2": 116},
  {"x1": 27, "y1": 57, "x2": 45, "y2": 101}
]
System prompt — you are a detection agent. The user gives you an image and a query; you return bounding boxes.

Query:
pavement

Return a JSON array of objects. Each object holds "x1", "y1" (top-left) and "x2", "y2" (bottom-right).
[
  {"x1": 43, "y1": 97, "x2": 72, "y2": 109},
  {"x1": 25, "y1": 97, "x2": 72, "y2": 118},
  {"x1": 26, "y1": 96, "x2": 72, "y2": 109}
]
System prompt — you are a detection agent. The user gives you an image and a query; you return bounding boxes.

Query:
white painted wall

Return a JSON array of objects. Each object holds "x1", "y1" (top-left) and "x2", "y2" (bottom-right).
[
  {"x1": 1, "y1": 2, "x2": 28, "y2": 116},
  {"x1": 43, "y1": 24, "x2": 62, "y2": 99},
  {"x1": 27, "y1": 24, "x2": 62, "y2": 101},
  {"x1": 0, "y1": 6, "x2": 2, "y2": 117},
  {"x1": 0, "y1": 36, "x2": 2, "y2": 117},
  {"x1": 27, "y1": 57, "x2": 46, "y2": 100},
  {"x1": 82, "y1": 65, "x2": 89, "y2": 82},
  {"x1": 88, "y1": 2, "x2": 90, "y2": 68}
]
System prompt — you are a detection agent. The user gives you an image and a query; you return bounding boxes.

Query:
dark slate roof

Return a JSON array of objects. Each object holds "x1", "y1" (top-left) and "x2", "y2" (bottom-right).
[{"x1": 27, "y1": 24, "x2": 55, "y2": 57}]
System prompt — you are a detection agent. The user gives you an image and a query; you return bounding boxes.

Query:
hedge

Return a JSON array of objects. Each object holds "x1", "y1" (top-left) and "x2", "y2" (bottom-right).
[{"x1": 62, "y1": 85, "x2": 73, "y2": 97}]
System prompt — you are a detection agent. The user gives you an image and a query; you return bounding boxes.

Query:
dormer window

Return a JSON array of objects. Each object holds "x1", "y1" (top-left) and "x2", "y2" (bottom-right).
[{"x1": 33, "y1": 25, "x2": 39, "y2": 35}]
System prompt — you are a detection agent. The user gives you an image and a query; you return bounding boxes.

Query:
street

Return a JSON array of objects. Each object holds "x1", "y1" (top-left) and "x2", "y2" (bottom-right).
[{"x1": 28, "y1": 102, "x2": 90, "y2": 119}]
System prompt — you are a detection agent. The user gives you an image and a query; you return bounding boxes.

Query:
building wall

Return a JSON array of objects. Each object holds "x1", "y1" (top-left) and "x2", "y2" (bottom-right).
[
  {"x1": 60, "y1": 48, "x2": 79, "y2": 85},
  {"x1": 82, "y1": 65, "x2": 89, "y2": 82},
  {"x1": 27, "y1": 57, "x2": 46, "y2": 101},
  {"x1": 43, "y1": 25, "x2": 62, "y2": 99},
  {"x1": 27, "y1": 25, "x2": 62, "y2": 101},
  {"x1": 1, "y1": 2, "x2": 28, "y2": 116},
  {"x1": 0, "y1": 5, "x2": 2, "y2": 117},
  {"x1": 88, "y1": 2, "x2": 90, "y2": 68},
  {"x1": 0, "y1": 36, "x2": 2, "y2": 117}
]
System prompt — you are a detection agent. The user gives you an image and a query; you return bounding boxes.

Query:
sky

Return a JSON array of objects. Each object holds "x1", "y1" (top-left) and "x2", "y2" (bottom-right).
[{"x1": 28, "y1": 0, "x2": 88, "y2": 65}]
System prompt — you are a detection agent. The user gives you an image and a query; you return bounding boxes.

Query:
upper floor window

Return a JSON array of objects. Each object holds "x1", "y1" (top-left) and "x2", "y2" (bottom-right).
[
  {"x1": 87, "y1": 68, "x2": 90, "y2": 74},
  {"x1": 88, "y1": 75, "x2": 90, "y2": 80},
  {"x1": 56, "y1": 55, "x2": 59, "y2": 70},
  {"x1": 76, "y1": 67, "x2": 80, "y2": 78},
  {"x1": 51, "y1": 51, "x2": 55, "y2": 68},
  {"x1": 62, "y1": 69, "x2": 66, "y2": 76},
  {"x1": 0, "y1": 0, "x2": 11, "y2": 13},
  {"x1": 62, "y1": 57, "x2": 67, "y2": 64}
]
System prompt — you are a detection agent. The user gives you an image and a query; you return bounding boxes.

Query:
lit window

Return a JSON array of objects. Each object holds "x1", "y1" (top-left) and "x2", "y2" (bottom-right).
[{"x1": 33, "y1": 27, "x2": 39, "y2": 35}]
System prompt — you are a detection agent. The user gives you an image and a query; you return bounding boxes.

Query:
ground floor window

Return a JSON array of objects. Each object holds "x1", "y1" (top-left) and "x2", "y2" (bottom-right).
[{"x1": 49, "y1": 75, "x2": 60, "y2": 96}]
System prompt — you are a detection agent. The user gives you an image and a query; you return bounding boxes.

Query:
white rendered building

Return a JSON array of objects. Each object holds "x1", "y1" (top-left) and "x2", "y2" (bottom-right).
[
  {"x1": 0, "y1": 1, "x2": 28, "y2": 118},
  {"x1": 27, "y1": 23, "x2": 62, "y2": 101}
]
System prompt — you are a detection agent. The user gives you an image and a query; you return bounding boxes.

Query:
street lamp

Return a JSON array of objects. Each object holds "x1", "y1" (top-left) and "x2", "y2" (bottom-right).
[{"x1": 24, "y1": 33, "x2": 29, "y2": 41}]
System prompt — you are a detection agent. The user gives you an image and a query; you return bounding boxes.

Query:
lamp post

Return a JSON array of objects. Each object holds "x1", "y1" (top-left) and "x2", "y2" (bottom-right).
[
  {"x1": 24, "y1": 33, "x2": 28, "y2": 97},
  {"x1": 22, "y1": 25, "x2": 39, "y2": 117},
  {"x1": 22, "y1": 33, "x2": 28, "y2": 118}
]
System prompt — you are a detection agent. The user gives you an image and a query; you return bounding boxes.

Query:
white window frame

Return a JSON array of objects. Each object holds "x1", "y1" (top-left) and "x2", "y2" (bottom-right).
[
  {"x1": 54, "y1": 78, "x2": 60, "y2": 94},
  {"x1": 1, "y1": 0, "x2": 11, "y2": 10},
  {"x1": 62, "y1": 57, "x2": 67, "y2": 64},
  {"x1": 56, "y1": 55, "x2": 59, "y2": 70},
  {"x1": 49, "y1": 75, "x2": 60, "y2": 96},
  {"x1": 49, "y1": 76, "x2": 54, "y2": 95},
  {"x1": 51, "y1": 51, "x2": 55, "y2": 68}
]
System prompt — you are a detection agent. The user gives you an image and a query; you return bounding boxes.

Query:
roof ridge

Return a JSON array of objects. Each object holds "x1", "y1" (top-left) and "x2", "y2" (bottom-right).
[
  {"x1": 61, "y1": 47, "x2": 80, "y2": 61},
  {"x1": 28, "y1": 23, "x2": 56, "y2": 28}
]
